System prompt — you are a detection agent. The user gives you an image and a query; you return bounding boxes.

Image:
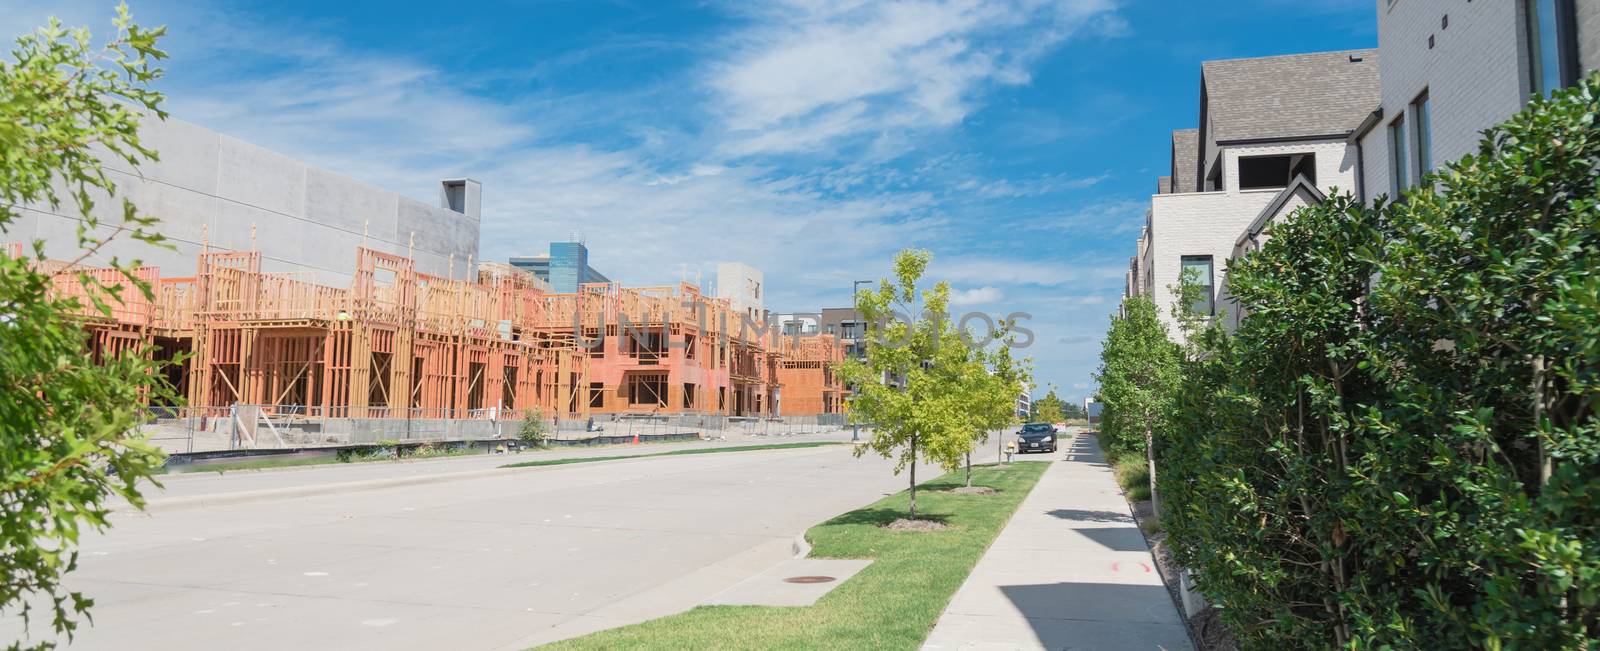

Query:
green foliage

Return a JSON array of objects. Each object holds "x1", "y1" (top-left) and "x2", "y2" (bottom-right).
[
  {"x1": 517, "y1": 408, "x2": 549, "y2": 446},
  {"x1": 0, "y1": 5, "x2": 173, "y2": 648},
  {"x1": 1031, "y1": 387, "x2": 1066, "y2": 424},
  {"x1": 1094, "y1": 296, "x2": 1181, "y2": 460},
  {"x1": 1160, "y1": 74, "x2": 1600, "y2": 649},
  {"x1": 838, "y1": 249, "x2": 1006, "y2": 518}
]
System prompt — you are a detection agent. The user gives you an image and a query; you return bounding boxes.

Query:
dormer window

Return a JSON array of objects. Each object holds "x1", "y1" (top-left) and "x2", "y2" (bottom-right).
[{"x1": 1238, "y1": 153, "x2": 1317, "y2": 190}]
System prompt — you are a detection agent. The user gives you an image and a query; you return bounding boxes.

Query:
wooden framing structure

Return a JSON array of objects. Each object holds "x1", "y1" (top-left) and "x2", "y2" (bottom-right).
[{"x1": 36, "y1": 246, "x2": 847, "y2": 421}]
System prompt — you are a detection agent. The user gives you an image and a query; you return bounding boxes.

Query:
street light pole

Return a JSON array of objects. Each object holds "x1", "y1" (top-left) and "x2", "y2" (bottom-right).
[{"x1": 850, "y1": 279, "x2": 871, "y2": 443}]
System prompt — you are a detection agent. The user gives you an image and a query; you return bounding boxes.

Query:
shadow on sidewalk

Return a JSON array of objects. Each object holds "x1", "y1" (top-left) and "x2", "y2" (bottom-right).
[
  {"x1": 1045, "y1": 508, "x2": 1134, "y2": 524},
  {"x1": 999, "y1": 582, "x2": 1188, "y2": 649}
]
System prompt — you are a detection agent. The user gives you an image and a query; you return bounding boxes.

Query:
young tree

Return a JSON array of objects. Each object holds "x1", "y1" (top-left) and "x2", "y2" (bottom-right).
[
  {"x1": 1095, "y1": 297, "x2": 1180, "y2": 517},
  {"x1": 962, "y1": 330, "x2": 1031, "y2": 485},
  {"x1": 838, "y1": 249, "x2": 978, "y2": 520},
  {"x1": 0, "y1": 5, "x2": 174, "y2": 648},
  {"x1": 1032, "y1": 387, "x2": 1066, "y2": 424}
]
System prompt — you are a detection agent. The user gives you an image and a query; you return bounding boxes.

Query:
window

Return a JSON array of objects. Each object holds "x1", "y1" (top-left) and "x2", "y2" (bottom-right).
[
  {"x1": 1237, "y1": 153, "x2": 1317, "y2": 190},
  {"x1": 1412, "y1": 91, "x2": 1433, "y2": 176},
  {"x1": 588, "y1": 382, "x2": 605, "y2": 409},
  {"x1": 1525, "y1": 0, "x2": 1577, "y2": 96},
  {"x1": 682, "y1": 383, "x2": 696, "y2": 409},
  {"x1": 626, "y1": 373, "x2": 667, "y2": 407},
  {"x1": 1181, "y1": 256, "x2": 1214, "y2": 315},
  {"x1": 1389, "y1": 115, "x2": 1410, "y2": 194}
]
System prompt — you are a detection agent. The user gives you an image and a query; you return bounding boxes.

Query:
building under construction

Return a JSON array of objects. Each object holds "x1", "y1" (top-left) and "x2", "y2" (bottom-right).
[{"x1": 39, "y1": 245, "x2": 847, "y2": 432}]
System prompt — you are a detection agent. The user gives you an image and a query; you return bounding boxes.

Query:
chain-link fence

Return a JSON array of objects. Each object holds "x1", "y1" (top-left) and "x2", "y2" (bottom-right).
[{"x1": 138, "y1": 406, "x2": 853, "y2": 454}]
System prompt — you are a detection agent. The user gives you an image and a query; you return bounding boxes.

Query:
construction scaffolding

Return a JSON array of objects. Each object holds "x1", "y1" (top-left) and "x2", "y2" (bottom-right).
[{"x1": 32, "y1": 245, "x2": 848, "y2": 435}]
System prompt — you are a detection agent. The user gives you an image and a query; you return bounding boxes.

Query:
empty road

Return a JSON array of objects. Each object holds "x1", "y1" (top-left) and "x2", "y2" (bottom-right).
[{"x1": 3, "y1": 438, "x2": 984, "y2": 650}]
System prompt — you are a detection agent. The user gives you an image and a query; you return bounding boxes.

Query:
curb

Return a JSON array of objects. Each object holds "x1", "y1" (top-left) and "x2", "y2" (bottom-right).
[{"x1": 791, "y1": 532, "x2": 812, "y2": 558}]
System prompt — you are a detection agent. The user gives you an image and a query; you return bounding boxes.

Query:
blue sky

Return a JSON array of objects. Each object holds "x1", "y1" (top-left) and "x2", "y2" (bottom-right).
[{"x1": 2, "y1": 0, "x2": 1375, "y2": 405}]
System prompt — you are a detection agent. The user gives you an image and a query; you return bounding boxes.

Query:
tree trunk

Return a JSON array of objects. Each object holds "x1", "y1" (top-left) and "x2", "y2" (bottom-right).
[
  {"x1": 1145, "y1": 426, "x2": 1160, "y2": 520},
  {"x1": 965, "y1": 450, "x2": 972, "y2": 487},
  {"x1": 909, "y1": 434, "x2": 918, "y2": 520}
]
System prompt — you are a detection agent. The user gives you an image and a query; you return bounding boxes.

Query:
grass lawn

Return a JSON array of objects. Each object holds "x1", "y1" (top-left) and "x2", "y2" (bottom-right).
[
  {"x1": 500, "y1": 441, "x2": 842, "y2": 469},
  {"x1": 539, "y1": 460, "x2": 1049, "y2": 650}
]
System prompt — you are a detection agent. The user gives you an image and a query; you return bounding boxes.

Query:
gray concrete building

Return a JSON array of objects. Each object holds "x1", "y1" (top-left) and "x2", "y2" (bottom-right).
[{"x1": 8, "y1": 115, "x2": 481, "y2": 285}]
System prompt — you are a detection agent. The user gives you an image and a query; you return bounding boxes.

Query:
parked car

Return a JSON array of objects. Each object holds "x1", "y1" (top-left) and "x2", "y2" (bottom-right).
[{"x1": 1015, "y1": 422, "x2": 1057, "y2": 453}]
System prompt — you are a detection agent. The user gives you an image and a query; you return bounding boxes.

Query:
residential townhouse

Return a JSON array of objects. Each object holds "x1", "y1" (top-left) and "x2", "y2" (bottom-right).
[
  {"x1": 1125, "y1": 1, "x2": 1599, "y2": 337},
  {"x1": 1127, "y1": 50, "x2": 1379, "y2": 336},
  {"x1": 1354, "y1": 0, "x2": 1599, "y2": 203}
]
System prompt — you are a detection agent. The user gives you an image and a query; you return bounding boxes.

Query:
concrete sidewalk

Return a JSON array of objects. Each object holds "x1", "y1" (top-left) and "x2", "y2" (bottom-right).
[{"x1": 923, "y1": 431, "x2": 1192, "y2": 650}]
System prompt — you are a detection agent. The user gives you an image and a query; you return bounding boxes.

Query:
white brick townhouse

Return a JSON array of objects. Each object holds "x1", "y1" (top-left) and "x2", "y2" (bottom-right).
[
  {"x1": 1126, "y1": 50, "x2": 1378, "y2": 336},
  {"x1": 1125, "y1": 0, "x2": 1600, "y2": 338},
  {"x1": 1353, "y1": 0, "x2": 1600, "y2": 204}
]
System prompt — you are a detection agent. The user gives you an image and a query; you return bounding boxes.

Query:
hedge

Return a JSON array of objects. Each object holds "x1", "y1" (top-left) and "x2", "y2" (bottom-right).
[{"x1": 1155, "y1": 74, "x2": 1600, "y2": 649}]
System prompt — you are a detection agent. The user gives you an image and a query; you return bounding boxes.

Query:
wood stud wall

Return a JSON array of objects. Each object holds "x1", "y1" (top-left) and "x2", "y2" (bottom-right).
[{"x1": 32, "y1": 246, "x2": 848, "y2": 420}]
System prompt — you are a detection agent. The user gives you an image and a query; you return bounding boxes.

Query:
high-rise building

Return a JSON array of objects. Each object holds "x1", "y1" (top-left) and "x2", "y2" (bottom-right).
[{"x1": 509, "y1": 241, "x2": 611, "y2": 293}]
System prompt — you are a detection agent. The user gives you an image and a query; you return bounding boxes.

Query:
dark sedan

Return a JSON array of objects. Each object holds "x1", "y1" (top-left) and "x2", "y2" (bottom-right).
[{"x1": 1016, "y1": 422, "x2": 1058, "y2": 453}]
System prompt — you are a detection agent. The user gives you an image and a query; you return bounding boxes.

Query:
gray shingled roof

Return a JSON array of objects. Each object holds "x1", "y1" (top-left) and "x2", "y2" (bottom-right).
[
  {"x1": 1201, "y1": 49, "x2": 1378, "y2": 143},
  {"x1": 1170, "y1": 129, "x2": 1199, "y2": 193}
]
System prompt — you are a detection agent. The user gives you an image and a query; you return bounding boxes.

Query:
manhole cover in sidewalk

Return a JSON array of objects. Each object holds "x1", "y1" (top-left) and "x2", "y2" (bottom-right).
[{"x1": 782, "y1": 576, "x2": 836, "y2": 584}]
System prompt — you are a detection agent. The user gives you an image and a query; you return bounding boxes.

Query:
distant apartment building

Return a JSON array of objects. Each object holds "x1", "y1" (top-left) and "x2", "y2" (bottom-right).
[
  {"x1": 9, "y1": 115, "x2": 481, "y2": 285},
  {"x1": 776, "y1": 313, "x2": 821, "y2": 337},
  {"x1": 1017, "y1": 390, "x2": 1032, "y2": 421},
  {"x1": 509, "y1": 241, "x2": 611, "y2": 294},
  {"x1": 819, "y1": 307, "x2": 867, "y2": 359},
  {"x1": 1127, "y1": 50, "x2": 1379, "y2": 335}
]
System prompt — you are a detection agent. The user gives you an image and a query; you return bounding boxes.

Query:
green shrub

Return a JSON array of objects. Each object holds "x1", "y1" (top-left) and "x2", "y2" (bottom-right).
[
  {"x1": 1112, "y1": 453, "x2": 1151, "y2": 502},
  {"x1": 517, "y1": 409, "x2": 549, "y2": 447},
  {"x1": 1160, "y1": 74, "x2": 1600, "y2": 649}
]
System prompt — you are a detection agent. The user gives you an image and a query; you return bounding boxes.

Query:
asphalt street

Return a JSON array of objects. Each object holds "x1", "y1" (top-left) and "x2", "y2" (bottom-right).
[{"x1": 2, "y1": 436, "x2": 1004, "y2": 650}]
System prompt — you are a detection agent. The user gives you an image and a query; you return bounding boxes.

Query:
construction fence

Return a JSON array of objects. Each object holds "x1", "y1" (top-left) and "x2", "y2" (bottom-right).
[{"x1": 142, "y1": 406, "x2": 851, "y2": 454}]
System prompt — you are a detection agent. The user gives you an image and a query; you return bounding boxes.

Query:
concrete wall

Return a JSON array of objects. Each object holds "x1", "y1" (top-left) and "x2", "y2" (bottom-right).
[
  {"x1": 9, "y1": 115, "x2": 480, "y2": 285},
  {"x1": 1364, "y1": 0, "x2": 1533, "y2": 201}
]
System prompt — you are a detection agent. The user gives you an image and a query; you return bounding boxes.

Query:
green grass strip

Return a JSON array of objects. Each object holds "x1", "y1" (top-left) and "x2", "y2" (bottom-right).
[
  {"x1": 500, "y1": 441, "x2": 843, "y2": 469},
  {"x1": 538, "y1": 460, "x2": 1050, "y2": 650}
]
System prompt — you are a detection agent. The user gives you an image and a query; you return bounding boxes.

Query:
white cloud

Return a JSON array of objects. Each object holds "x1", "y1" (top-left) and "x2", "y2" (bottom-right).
[
  {"x1": 935, "y1": 257, "x2": 1125, "y2": 287},
  {"x1": 948, "y1": 285, "x2": 1003, "y2": 306},
  {"x1": 0, "y1": 0, "x2": 1130, "y2": 406},
  {"x1": 707, "y1": 0, "x2": 1121, "y2": 156}
]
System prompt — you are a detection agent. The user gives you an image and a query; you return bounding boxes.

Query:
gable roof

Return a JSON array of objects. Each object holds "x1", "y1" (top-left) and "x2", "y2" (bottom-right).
[
  {"x1": 1201, "y1": 49, "x2": 1379, "y2": 144},
  {"x1": 1237, "y1": 173, "x2": 1327, "y2": 249}
]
